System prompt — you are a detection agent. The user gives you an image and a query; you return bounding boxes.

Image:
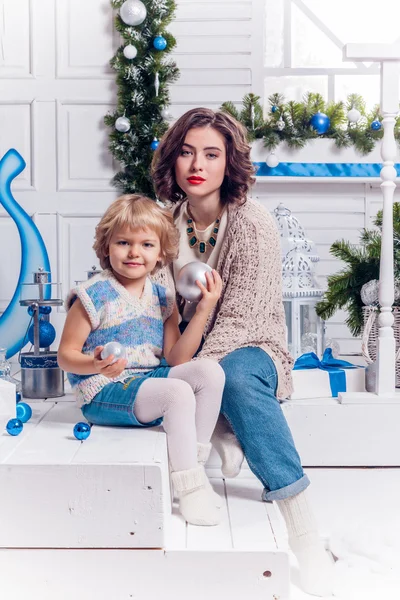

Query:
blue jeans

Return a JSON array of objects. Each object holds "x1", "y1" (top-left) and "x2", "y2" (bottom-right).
[
  {"x1": 81, "y1": 365, "x2": 171, "y2": 427},
  {"x1": 219, "y1": 347, "x2": 310, "y2": 501}
]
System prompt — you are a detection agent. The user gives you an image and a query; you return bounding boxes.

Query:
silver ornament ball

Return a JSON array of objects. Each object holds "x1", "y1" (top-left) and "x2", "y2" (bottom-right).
[
  {"x1": 161, "y1": 108, "x2": 173, "y2": 121},
  {"x1": 347, "y1": 108, "x2": 361, "y2": 123},
  {"x1": 115, "y1": 116, "x2": 131, "y2": 132},
  {"x1": 120, "y1": 0, "x2": 147, "y2": 26},
  {"x1": 101, "y1": 342, "x2": 126, "y2": 364},
  {"x1": 176, "y1": 262, "x2": 213, "y2": 302},
  {"x1": 276, "y1": 118, "x2": 285, "y2": 131},
  {"x1": 360, "y1": 279, "x2": 379, "y2": 306},
  {"x1": 266, "y1": 152, "x2": 279, "y2": 168},
  {"x1": 123, "y1": 44, "x2": 137, "y2": 59}
]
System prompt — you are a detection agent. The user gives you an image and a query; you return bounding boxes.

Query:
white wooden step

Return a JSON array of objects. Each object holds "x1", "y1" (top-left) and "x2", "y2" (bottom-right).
[
  {"x1": 0, "y1": 397, "x2": 170, "y2": 549},
  {"x1": 0, "y1": 394, "x2": 289, "y2": 599}
]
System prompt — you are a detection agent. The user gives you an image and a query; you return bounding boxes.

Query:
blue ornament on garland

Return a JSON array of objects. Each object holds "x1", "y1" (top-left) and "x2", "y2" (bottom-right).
[
  {"x1": 6, "y1": 418, "x2": 23, "y2": 436},
  {"x1": 271, "y1": 105, "x2": 278, "y2": 113},
  {"x1": 371, "y1": 119, "x2": 382, "y2": 131},
  {"x1": 153, "y1": 36, "x2": 167, "y2": 51},
  {"x1": 28, "y1": 320, "x2": 56, "y2": 348},
  {"x1": 73, "y1": 422, "x2": 91, "y2": 441},
  {"x1": 310, "y1": 111, "x2": 330, "y2": 135},
  {"x1": 16, "y1": 402, "x2": 32, "y2": 423},
  {"x1": 150, "y1": 138, "x2": 160, "y2": 151},
  {"x1": 16, "y1": 391, "x2": 22, "y2": 403}
]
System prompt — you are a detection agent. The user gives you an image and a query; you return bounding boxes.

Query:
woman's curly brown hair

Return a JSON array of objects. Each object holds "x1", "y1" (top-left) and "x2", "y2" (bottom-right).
[
  {"x1": 93, "y1": 194, "x2": 179, "y2": 273},
  {"x1": 151, "y1": 107, "x2": 255, "y2": 206}
]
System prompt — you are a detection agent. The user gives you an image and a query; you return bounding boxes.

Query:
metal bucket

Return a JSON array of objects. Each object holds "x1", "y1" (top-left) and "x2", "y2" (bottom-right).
[{"x1": 21, "y1": 352, "x2": 65, "y2": 399}]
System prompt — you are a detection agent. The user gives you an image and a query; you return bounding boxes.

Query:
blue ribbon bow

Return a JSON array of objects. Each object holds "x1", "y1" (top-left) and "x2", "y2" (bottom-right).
[{"x1": 293, "y1": 348, "x2": 359, "y2": 397}]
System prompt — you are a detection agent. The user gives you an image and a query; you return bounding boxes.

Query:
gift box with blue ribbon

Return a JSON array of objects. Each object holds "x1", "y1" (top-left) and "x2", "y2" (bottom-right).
[{"x1": 291, "y1": 348, "x2": 366, "y2": 399}]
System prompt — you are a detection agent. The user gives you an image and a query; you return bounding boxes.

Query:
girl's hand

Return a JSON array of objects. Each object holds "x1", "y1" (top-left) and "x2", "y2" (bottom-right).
[
  {"x1": 93, "y1": 346, "x2": 127, "y2": 379},
  {"x1": 195, "y1": 270, "x2": 222, "y2": 316}
]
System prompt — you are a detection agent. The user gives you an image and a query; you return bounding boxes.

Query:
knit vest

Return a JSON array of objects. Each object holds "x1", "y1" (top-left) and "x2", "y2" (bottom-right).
[{"x1": 65, "y1": 269, "x2": 174, "y2": 406}]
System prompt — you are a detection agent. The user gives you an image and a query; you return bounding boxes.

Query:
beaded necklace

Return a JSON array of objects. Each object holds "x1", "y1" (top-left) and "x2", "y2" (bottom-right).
[{"x1": 186, "y1": 206, "x2": 222, "y2": 254}]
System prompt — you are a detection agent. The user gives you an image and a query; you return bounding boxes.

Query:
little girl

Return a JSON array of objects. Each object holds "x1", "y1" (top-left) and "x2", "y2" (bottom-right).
[{"x1": 58, "y1": 194, "x2": 225, "y2": 527}]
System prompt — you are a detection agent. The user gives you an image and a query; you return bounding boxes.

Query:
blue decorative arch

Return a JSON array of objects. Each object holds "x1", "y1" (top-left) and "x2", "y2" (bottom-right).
[{"x1": 0, "y1": 149, "x2": 51, "y2": 358}]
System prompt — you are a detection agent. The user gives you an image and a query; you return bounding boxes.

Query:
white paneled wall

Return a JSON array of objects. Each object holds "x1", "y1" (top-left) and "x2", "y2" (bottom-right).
[{"x1": 0, "y1": 0, "x2": 389, "y2": 357}]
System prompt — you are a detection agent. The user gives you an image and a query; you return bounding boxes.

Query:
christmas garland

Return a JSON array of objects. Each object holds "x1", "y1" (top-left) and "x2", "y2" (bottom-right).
[
  {"x1": 221, "y1": 92, "x2": 400, "y2": 156},
  {"x1": 105, "y1": 0, "x2": 179, "y2": 198}
]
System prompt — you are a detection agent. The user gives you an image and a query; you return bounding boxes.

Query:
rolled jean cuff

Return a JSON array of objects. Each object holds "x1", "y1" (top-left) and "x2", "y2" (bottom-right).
[{"x1": 262, "y1": 473, "x2": 310, "y2": 502}]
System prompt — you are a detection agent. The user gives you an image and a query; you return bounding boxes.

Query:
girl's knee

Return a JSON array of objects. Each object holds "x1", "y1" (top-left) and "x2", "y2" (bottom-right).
[
  {"x1": 195, "y1": 358, "x2": 225, "y2": 386},
  {"x1": 165, "y1": 379, "x2": 196, "y2": 412}
]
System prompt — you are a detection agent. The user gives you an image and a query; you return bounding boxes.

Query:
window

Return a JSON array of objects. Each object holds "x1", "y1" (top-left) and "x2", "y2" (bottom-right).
[{"x1": 260, "y1": 0, "x2": 400, "y2": 110}]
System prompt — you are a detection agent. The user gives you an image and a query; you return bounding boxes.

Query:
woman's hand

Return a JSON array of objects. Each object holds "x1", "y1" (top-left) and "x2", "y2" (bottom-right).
[
  {"x1": 195, "y1": 270, "x2": 222, "y2": 316},
  {"x1": 93, "y1": 346, "x2": 127, "y2": 379}
]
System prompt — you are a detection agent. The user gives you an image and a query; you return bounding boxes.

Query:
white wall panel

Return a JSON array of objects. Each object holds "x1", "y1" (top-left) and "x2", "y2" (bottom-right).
[
  {"x1": 0, "y1": 0, "x2": 32, "y2": 78},
  {"x1": 176, "y1": 36, "x2": 251, "y2": 54},
  {"x1": 174, "y1": 54, "x2": 252, "y2": 69},
  {"x1": 170, "y1": 85, "x2": 250, "y2": 103},
  {"x1": 56, "y1": 0, "x2": 117, "y2": 79},
  {"x1": 0, "y1": 102, "x2": 34, "y2": 190},
  {"x1": 0, "y1": 217, "x2": 23, "y2": 312},
  {"x1": 178, "y1": 69, "x2": 251, "y2": 86},
  {"x1": 57, "y1": 214, "x2": 102, "y2": 301},
  {"x1": 176, "y1": 2, "x2": 252, "y2": 21},
  {"x1": 56, "y1": 102, "x2": 115, "y2": 191}
]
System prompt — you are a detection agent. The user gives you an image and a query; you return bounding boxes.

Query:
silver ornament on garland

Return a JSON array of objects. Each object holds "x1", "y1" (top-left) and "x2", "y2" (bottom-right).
[
  {"x1": 115, "y1": 116, "x2": 131, "y2": 133},
  {"x1": 123, "y1": 44, "x2": 137, "y2": 60},
  {"x1": 161, "y1": 107, "x2": 173, "y2": 121},
  {"x1": 154, "y1": 72, "x2": 160, "y2": 97},
  {"x1": 347, "y1": 107, "x2": 361, "y2": 123},
  {"x1": 361, "y1": 279, "x2": 379, "y2": 306},
  {"x1": 276, "y1": 116, "x2": 285, "y2": 131},
  {"x1": 120, "y1": 0, "x2": 147, "y2": 26},
  {"x1": 266, "y1": 152, "x2": 279, "y2": 168}
]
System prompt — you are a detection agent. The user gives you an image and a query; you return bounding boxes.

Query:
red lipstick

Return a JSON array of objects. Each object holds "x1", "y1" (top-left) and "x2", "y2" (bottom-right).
[{"x1": 187, "y1": 176, "x2": 205, "y2": 185}]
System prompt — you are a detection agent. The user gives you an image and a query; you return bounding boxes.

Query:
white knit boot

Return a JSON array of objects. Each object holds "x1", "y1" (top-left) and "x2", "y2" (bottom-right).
[
  {"x1": 277, "y1": 491, "x2": 334, "y2": 597},
  {"x1": 197, "y1": 442, "x2": 222, "y2": 508},
  {"x1": 171, "y1": 465, "x2": 220, "y2": 526},
  {"x1": 211, "y1": 414, "x2": 244, "y2": 478}
]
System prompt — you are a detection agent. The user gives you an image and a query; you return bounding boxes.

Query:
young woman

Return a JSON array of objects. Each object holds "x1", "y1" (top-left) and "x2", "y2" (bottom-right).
[{"x1": 151, "y1": 108, "x2": 334, "y2": 596}]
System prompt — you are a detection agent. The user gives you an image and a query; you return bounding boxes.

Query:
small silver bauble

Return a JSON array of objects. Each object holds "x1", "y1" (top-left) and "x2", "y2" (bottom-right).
[
  {"x1": 123, "y1": 44, "x2": 137, "y2": 59},
  {"x1": 176, "y1": 262, "x2": 213, "y2": 302},
  {"x1": 360, "y1": 279, "x2": 379, "y2": 306},
  {"x1": 266, "y1": 152, "x2": 279, "y2": 168},
  {"x1": 120, "y1": 0, "x2": 147, "y2": 26},
  {"x1": 347, "y1": 108, "x2": 361, "y2": 123},
  {"x1": 161, "y1": 108, "x2": 173, "y2": 121},
  {"x1": 276, "y1": 118, "x2": 285, "y2": 131},
  {"x1": 101, "y1": 342, "x2": 126, "y2": 364},
  {"x1": 115, "y1": 116, "x2": 131, "y2": 132}
]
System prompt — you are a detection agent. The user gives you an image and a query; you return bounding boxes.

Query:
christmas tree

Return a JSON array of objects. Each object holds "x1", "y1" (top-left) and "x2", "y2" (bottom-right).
[{"x1": 105, "y1": 0, "x2": 179, "y2": 199}]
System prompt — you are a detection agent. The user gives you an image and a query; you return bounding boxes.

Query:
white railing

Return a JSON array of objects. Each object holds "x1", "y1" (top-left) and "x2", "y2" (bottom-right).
[{"x1": 341, "y1": 43, "x2": 400, "y2": 402}]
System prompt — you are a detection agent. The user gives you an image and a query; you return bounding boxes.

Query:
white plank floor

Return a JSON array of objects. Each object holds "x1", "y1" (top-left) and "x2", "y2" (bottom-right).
[{"x1": 2, "y1": 386, "x2": 400, "y2": 599}]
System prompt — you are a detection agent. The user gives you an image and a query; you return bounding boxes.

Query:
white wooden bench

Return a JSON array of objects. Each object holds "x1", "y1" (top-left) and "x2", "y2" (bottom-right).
[{"x1": 0, "y1": 393, "x2": 290, "y2": 600}]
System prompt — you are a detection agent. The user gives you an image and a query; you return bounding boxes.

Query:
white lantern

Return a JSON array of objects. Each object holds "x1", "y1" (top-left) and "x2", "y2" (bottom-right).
[{"x1": 274, "y1": 204, "x2": 326, "y2": 359}]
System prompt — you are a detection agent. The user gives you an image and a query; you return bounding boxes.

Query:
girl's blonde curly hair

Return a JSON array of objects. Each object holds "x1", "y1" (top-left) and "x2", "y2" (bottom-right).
[{"x1": 93, "y1": 194, "x2": 179, "y2": 272}]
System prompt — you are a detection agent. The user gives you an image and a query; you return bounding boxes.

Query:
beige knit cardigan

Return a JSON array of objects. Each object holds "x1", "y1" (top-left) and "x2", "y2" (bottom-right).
[{"x1": 153, "y1": 198, "x2": 294, "y2": 399}]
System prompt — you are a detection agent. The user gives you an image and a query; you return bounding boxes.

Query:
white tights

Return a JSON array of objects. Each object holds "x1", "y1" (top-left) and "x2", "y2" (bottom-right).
[{"x1": 133, "y1": 359, "x2": 225, "y2": 472}]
